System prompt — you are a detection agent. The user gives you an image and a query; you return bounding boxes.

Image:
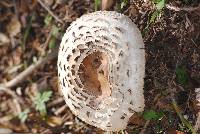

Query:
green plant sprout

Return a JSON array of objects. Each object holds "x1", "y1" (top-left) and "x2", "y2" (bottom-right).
[
  {"x1": 18, "y1": 109, "x2": 30, "y2": 123},
  {"x1": 175, "y1": 66, "x2": 188, "y2": 86},
  {"x1": 34, "y1": 91, "x2": 52, "y2": 117},
  {"x1": 143, "y1": 0, "x2": 165, "y2": 35},
  {"x1": 95, "y1": 0, "x2": 101, "y2": 11}
]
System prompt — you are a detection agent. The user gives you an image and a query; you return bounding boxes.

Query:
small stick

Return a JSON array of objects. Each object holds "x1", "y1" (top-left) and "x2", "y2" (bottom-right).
[
  {"x1": 166, "y1": 4, "x2": 200, "y2": 12},
  {"x1": 37, "y1": 0, "x2": 63, "y2": 24},
  {"x1": 12, "y1": 0, "x2": 18, "y2": 19},
  {"x1": 54, "y1": 105, "x2": 67, "y2": 115},
  {"x1": 195, "y1": 88, "x2": 200, "y2": 131},
  {"x1": 0, "y1": 47, "x2": 58, "y2": 89},
  {"x1": 47, "y1": 97, "x2": 64, "y2": 108},
  {"x1": 0, "y1": 87, "x2": 22, "y2": 118},
  {"x1": 0, "y1": 86, "x2": 24, "y2": 107},
  {"x1": 43, "y1": 31, "x2": 52, "y2": 50},
  {"x1": 139, "y1": 120, "x2": 150, "y2": 134},
  {"x1": 195, "y1": 113, "x2": 200, "y2": 132}
]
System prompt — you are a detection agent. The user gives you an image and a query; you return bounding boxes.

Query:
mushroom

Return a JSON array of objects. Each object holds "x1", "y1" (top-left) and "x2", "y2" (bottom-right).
[{"x1": 57, "y1": 11, "x2": 145, "y2": 131}]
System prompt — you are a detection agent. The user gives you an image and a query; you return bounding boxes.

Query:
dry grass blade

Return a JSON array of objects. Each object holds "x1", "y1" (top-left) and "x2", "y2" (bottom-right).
[
  {"x1": 37, "y1": 0, "x2": 63, "y2": 24},
  {"x1": 166, "y1": 4, "x2": 200, "y2": 12},
  {"x1": 21, "y1": 12, "x2": 35, "y2": 50},
  {"x1": 172, "y1": 99, "x2": 196, "y2": 134}
]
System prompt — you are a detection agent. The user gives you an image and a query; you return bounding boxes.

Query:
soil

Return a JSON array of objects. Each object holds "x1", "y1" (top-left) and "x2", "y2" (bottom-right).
[{"x1": 0, "y1": 0, "x2": 199, "y2": 134}]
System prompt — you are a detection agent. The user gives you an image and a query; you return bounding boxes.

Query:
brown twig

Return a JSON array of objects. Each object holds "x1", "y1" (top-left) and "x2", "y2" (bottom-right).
[
  {"x1": 47, "y1": 97, "x2": 64, "y2": 108},
  {"x1": 195, "y1": 88, "x2": 200, "y2": 131},
  {"x1": 43, "y1": 31, "x2": 52, "y2": 50},
  {"x1": 12, "y1": 0, "x2": 18, "y2": 19},
  {"x1": 54, "y1": 105, "x2": 67, "y2": 115},
  {"x1": 0, "y1": 47, "x2": 58, "y2": 89},
  {"x1": 37, "y1": 0, "x2": 63, "y2": 24},
  {"x1": 0, "y1": 85, "x2": 24, "y2": 105},
  {"x1": 0, "y1": 87, "x2": 22, "y2": 120},
  {"x1": 139, "y1": 120, "x2": 150, "y2": 134},
  {"x1": 166, "y1": 4, "x2": 200, "y2": 12}
]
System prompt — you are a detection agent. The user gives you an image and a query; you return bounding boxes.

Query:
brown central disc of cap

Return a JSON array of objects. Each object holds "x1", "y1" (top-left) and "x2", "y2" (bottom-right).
[{"x1": 78, "y1": 51, "x2": 111, "y2": 97}]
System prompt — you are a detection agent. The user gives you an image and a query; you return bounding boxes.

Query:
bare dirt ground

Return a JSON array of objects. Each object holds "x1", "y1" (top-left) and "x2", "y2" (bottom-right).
[{"x1": 0, "y1": 0, "x2": 200, "y2": 133}]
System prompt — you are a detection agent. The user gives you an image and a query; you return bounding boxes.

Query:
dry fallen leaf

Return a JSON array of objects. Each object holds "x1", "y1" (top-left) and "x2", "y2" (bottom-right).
[
  {"x1": 63, "y1": 5, "x2": 77, "y2": 23},
  {"x1": 25, "y1": 83, "x2": 39, "y2": 102},
  {"x1": 0, "y1": 33, "x2": 10, "y2": 46},
  {"x1": 6, "y1": 16, "x2": 21, "y2": 37},
  {"x1": 32, "y1": 38, "x2": 45, "y2": 53},
  {"x1": 128, "y1": 113, "x2": 145, "y2": 126},
  {"x1": 128, "y1": 5, "x2": 138, "y2": 17},
  {"x1": 167, "y1": 129, "x2": 185, "y2": 134},
  {"x1": 191, "y1": 51, "x2": 199, "y2": 63},
  {"x1": 46, "y1": 116, "x2": 63, "y2": 127},
  {"x1": 44, "y1": 0, "x2": 54, "y2": 7}
]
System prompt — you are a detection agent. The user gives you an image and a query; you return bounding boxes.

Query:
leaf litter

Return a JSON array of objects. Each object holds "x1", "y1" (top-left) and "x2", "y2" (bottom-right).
[{"x1": 0, "y1": 0, "x2": 200, "y2": 133}]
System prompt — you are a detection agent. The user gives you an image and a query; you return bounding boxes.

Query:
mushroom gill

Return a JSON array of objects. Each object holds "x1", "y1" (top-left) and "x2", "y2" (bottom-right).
[{"x1": 57, "y1": 11, "x2": 145, "y2": 131}]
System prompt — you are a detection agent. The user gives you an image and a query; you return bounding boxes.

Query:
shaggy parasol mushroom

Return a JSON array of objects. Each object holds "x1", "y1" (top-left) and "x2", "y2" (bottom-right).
[{"x1": 57, "y1": 11, "x2": 145, "y2": 131}]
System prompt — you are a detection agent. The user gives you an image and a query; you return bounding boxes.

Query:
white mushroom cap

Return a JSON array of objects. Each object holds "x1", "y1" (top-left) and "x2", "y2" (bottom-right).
[{"x1": 57, "y1": 11, "x2": 145, "y2": 131}]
